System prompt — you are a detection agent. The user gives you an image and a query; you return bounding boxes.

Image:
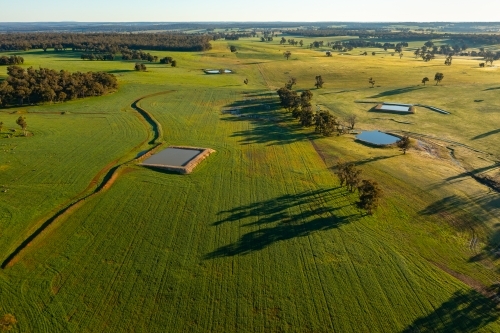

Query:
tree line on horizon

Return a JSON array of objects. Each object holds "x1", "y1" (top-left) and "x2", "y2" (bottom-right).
[
  {"x1": 0, "y1": 66, "x2": 118, "y2": 106},
  {"x1": 0, "y1": 33, "x2": 212, "y2": 52},
  {"x1": 287, "y1": 28, "x2": 500, "y2": 45}
]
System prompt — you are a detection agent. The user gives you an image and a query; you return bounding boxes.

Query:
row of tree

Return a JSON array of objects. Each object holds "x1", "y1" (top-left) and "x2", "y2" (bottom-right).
[
  {"x1": 277, "y1": 79, "x2": 356, "y2": 136},
  {"x1": 0, "y1": 55, "x2": 24, "y2": 65},
  {"x1": 81, "y1": 53, "x2": 114, "y2": 61},
  {"x1": 0, "y1": 66, "x2": 118, "y2": 106},
  {"x1": 289, "y1": 28, "x2": 500, "y2": 46},
  {"x1": 121, "y1": 50, "x2": 157, "y2": 61},
  {"x1": 0, "y1": 33, "x2": 212, "y2": 52},
  {"x1": 414, "y1": 42, "x2": 500, "y2": 63}
]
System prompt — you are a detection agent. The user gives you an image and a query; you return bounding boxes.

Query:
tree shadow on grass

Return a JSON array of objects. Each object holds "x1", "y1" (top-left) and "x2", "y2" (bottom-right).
[
  {"x1": 483, "y1": 87, "x2": 500, "y2": 91},
  {"x1": 214, "y1": 188, "x2": 340, "y2": 226},
  {"x1": 222, "y1": 93, "x2": 320, "y2": 146},
  {"x1": 205, "y1": 215, "x2": 355, "y2": 259},
  {"x1": 420, "y1": 193, "x2": 500, "y2": 264},
  {"x1": 443, "y1": 164, "x2": 500, "y2": 183},
  {"x1": 401, "y1": 289, "x2": 499, "y2": 333},
  {"x1": 471, "y1": 128, "x2": 500, "y2": 140},
  {"x1": 205, "y1": 189, "x2": 360, "y2": 259},
  {"x1": 367, "y1": 86, "x2": 424, "y2": 99},
  {"x1": 352, "y1": 154, "x2": 398, "y2": 166},
  {"x1": 223, "y1": 118, "x2": 318, "y2": 146},
  {"x1": 419, "y1": 195, "x2": 489, "y2": 232},
  {"x1": 107, "y1": 69, "x2": 134, "y2": 74}
]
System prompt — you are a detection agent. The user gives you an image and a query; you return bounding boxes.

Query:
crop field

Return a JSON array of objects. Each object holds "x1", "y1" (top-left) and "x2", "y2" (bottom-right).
[{"x1": 1, "y1": 36, "x2": 500, "y2": 332}]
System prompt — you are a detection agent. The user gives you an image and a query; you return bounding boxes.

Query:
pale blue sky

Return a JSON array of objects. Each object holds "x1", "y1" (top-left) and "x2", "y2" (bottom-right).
[{"x1": 1, "y1": 0, "x2": 500, "y2": 22}]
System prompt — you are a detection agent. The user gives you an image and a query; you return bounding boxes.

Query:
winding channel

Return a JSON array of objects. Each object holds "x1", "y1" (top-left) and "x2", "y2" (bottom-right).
[{"x1": 1, "y1": 91, "x2": 170, "y2": 269}]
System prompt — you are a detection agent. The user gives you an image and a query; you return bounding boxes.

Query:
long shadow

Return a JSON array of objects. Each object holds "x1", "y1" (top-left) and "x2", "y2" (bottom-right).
[
  {"x1": 205, "y1": 215, "x2": 354, "y2": 259},
  {"x1": 222, "y1": 93, "x2": 319, "y2": 146},
  {"x1": 224, "y1": 117, "x2": 318, "y2": 146},
  {"x1": 214, "y1": 188, "x2": 336, "y2": 226},
  {"x1": 367, "y1": 86, "x2": 423, "y2": 99},
  {"x1": 483, "y1": 87, "x2": 500, "y2": 91},
  {"x1": 419, "y1": 195, "x2": 487, "y2": 232},
  {"x1": 402, "y1": 289, "x2": 499, "y2": 333},
  {"x1": 472, "y1": 128, "x2": 500, "y2": 140},
  {"x1": 205, "y1": 189, "x2": 360, "y2": 259},
  {"x1": 26, "y1": 50, "x2": 85, "y2": 58},
  {"x1": 352, "y1": 154, "x2": 398, "y2": 166},
  {"x1": 444, "y1": 164, "x2": 500, "y2": 182},
  {"x1": 421, "y1": 193, "x2": 500, "y2": 263},
  {"x1": 107, "y1": 69, "x2": 134, "y2": 74}
]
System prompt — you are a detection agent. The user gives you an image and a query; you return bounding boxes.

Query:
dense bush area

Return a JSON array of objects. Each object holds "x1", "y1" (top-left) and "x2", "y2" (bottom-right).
[
  {"x1": 0, "y1": 55, "x2": 24, "y2": 65},
  {"x1": 0, "y1": 66, "x2": 118, "y2": 106}
]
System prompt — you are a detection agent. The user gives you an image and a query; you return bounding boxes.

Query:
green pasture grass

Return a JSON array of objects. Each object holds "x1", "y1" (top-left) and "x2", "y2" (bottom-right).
[
  {"x1": 1, "y1": 38, "x2": 500, "y2": 332},
  {"x1": 0, "y1": 104, "x2": 147, "y2": 255},
  {"x1": 2, "y1": 87, "x2": 494, "y2": 332}
]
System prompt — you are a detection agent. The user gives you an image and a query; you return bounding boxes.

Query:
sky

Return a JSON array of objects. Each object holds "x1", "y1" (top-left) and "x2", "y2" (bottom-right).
[{"x1": 1, "y1": 0, "x2": 500, "y2": 22}]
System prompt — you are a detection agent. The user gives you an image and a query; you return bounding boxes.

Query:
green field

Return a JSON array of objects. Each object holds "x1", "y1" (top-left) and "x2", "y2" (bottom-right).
[{"x1": 1, "y1": 37, "x2": 500, "y2": 332}]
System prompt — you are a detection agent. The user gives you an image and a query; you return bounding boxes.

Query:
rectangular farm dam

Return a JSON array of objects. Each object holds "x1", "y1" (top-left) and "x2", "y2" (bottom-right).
[
  {"x1": 374, "y1": 103, "x2": 415, "y2": 113},
  {"x1": 141, "y1": 146, "x2": 215, "y2": 174},
  {"x1": 144, "y1": 148, "x2": 202, "y2": 167}
]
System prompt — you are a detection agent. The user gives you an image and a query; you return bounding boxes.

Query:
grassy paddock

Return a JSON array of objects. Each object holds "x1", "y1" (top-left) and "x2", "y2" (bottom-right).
[{"x1": 0, "y1": 37, "x2": 500, "y2": 332}]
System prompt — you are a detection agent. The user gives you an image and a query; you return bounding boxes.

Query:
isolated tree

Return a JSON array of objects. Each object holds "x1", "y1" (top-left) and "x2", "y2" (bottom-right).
[
  {"x1": 397, "y1": 136, "x2": 411, "y2": 154},
  {"x1": 479, "y1": 63, "x2": 485, "y2": 68},
  {"x1": 357, "y1": 179, "x2": 382, "y2": 215},
  {"x1": 326, "y1": 51, "x2": 332, "y2": 57},
  {"x1": 171, "y1": 60, "x2": 177, "y2": 67},
  {"x1": 314, "y1": 75, "x2": 324, "y2": 89},
  {"x1": 230, "y1": 45, "x2": 237, "y2": 52},
  {"x1": 285, "y1": 77, "x2": 297, "y2": 90},
  {"x1": 16, "y1": 116, "x2": 27, "y2": 136},
  {"x1": 372, "y1": 52, "x2": 376, "y2": 56},
  {"x1": 368, "y1": 77, "x2": 375, "y2": 88},
  {"x1": 399, "y1": 52, "x2": 404, "y2": 59},
  {"x1": 434, "y1": 72, "x2": 444, "y2": 85},
  {"x1": 414, "y1": 49, "x2": 420, "y2": 58},
  {"x1": 345, "y1": 163, "x2": 362, "y2": 192},
  {"x1": 0, "y1": 314, "x2": 16, "y2": 331},
  {"x1": 283, "y1": 50, "x2": 292, "y2": 60},
  {"x1": 335, "y1": 160, "x2": 347, "y2": 187},
  {"x1": 444, "y1": 55, "x2": 452, "y2": 66},
  {"x1": 421, "y1": 77, "x2": 429, "y2": 85},
  {"x1": 314, "y1": 110, "x2": 337, "y2": 136},
  {"x1": 0, "y1": 121, "x2": 3, "y2": 132},
  {"x1": 243, "y1": 78, "x2": 249, "y2": 85},
  {"x1": 299, "y1": 40, "x2": 303, "y2": 47},
  {"x1": 345, "y1": 114, "x2": 357, "y2": 130},
  {"x1": 134, "y1": 63, "x2": 146, "y2": 71}
]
